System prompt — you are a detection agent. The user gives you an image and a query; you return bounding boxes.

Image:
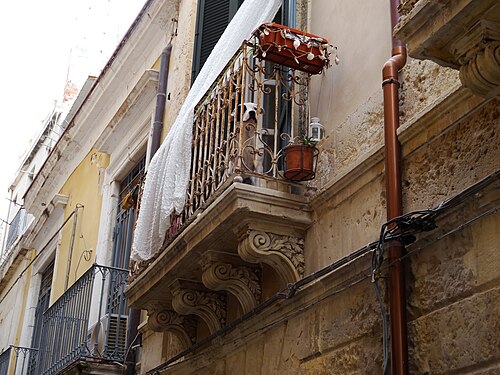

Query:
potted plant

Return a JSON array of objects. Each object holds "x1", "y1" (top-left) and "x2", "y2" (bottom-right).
[{"x1": 283, "y1": 135, "x2": 319, "y2": 181}]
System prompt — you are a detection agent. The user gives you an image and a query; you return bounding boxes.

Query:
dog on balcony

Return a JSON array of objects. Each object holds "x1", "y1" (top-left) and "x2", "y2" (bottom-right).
[{"x1": 231, "y1": 102, "x2": 264, "y2": 184}]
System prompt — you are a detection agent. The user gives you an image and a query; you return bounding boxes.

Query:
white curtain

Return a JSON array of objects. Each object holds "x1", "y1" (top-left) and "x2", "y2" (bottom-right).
[{"x1": 131, "y1": 0, "x2": 282, "y2": 261}]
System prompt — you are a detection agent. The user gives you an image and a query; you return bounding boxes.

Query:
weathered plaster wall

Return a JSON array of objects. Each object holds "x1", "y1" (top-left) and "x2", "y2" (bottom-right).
[
  {"x1": 0, "y1": 255, "x2": 31, "y2": 351},
  {"x1": 52, "y1": 149, "x2": 105, "y2": 302},
  {"x1": 308, "y1": 0, "x2": 390, "y2": 192},
  {"x1": 161, "y1": 0, "x2": 197, "y2": 139},
  {"x1": 309, "y1": 0, "x2": 391, "y2": 139}
]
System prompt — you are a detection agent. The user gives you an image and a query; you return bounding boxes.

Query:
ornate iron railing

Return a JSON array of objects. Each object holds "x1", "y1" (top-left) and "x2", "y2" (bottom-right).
[
  {"x1": 0, "y1": 347, "x2": 10, "y2": 375},
  {"x1": 165, "y1": 41, "x2": 309, "y2": 243},
  {"x1": 4, "y1": 208, "x2": 27, "y2": 253},
  {"x1": 37, "y1": 264, "x2": 128, "y2": 375},
  {"x1": 0, "y1": 346, "x2": 38, "y2": 375}
]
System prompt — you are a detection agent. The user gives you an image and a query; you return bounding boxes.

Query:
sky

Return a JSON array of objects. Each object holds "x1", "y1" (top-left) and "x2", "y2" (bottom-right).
[{"x1": 0, "y1": 0, "x2": 145, "y2": 235}]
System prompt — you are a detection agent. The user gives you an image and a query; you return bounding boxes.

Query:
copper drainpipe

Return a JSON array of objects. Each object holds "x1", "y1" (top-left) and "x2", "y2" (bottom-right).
[
  {"x1": 383, "y1": 0, "x2": 408, "y2": 373},
  {"x1": 126, "y1": 43, "x2": 172, "y2": 375},
  {"x1": 151, "y1": 43, "x2": 172, "y2": 156}
]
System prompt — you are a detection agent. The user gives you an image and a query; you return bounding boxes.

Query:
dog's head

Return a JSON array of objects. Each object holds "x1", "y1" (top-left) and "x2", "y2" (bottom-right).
[{"x1": 231, "y1": 102, "x2": 264, "y2": 122}]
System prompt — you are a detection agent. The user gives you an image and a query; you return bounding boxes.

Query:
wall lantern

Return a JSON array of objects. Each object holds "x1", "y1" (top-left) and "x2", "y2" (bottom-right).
[{"x1": 308, "y1": 117, "x2": 324, "y2": 142}]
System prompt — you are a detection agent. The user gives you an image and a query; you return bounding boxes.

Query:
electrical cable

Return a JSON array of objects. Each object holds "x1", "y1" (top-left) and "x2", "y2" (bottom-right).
[
  {"x1": 373, "y1": 278, "x2": 389, "y2": 375},
  {"x1": 74, "y1": 233, "x2": 93, "y2": 278},
  {"x1": 382, "y1": 204, "x2": 500, "y2": 272},
  {"x1": 123, "y1": 331, "x2": 141, "y2": 370}
]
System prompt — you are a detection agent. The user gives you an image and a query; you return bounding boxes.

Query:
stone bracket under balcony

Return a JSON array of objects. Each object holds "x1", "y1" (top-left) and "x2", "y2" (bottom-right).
[
  {"x1": 201, "y1": 251, "x2": 262, "y2": 314},
  {"x1": 126, "y1": 183, "x2": 312, "y2": 317},
  {"x1": 395, "y1": 0, "x2": 500, "y2": 98},
  {"x1": 238, "y1": 227, "x2": 305, "y2": 285},
  {"x1": 146, "y1": 300, "x2": 197, "y2": 348},
  {"x1": 170, "y1": 279, "x2": 226, "y2": 335}
]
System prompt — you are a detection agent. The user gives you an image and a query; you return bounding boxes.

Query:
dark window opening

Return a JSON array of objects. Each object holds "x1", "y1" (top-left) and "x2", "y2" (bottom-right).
[
  {"x1": 192, "y1": 0, "x2": 245, "y2": 83},
  {"x1": 27, "y1": 260, "x2": 54, "y2": 375},
  {"x1": 111, "y1": 155, "x2": 146, "y2": 271}
]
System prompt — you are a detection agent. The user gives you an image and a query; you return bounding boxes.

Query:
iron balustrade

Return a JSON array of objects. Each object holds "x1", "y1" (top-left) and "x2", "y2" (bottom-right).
[
  {"x1": 165, "y1": 41, "x2": 309, "y2": 243},
  {"x1": 0, "y1": 346, "x2": 38, "y2": 375},
  {"x1": 37, "y1": 264, "x2": 128, "y2": 375},
  {"x1": 0, "y1": 347, "x2": 10, "y2": 375},
  {"x1": 3, "y1": 208, "x2": 27, "y2": 258}
]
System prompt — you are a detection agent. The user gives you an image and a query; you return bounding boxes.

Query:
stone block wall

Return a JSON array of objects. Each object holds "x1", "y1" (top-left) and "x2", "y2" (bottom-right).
[
  {"x1": 140, "y1": 20, "x2": 500, "y2": 375},
  {"x1": 153, "y1": 256, "x2": 385, "y2": 374}
]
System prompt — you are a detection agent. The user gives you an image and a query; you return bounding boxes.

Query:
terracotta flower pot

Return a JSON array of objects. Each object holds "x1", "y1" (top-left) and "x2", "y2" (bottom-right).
[
  {"x1": 283, "y1": 145, "x2": 318, "y2": 181},
  {"x1": 253, "y1": 22, "x2": 330, "y2": 74}
]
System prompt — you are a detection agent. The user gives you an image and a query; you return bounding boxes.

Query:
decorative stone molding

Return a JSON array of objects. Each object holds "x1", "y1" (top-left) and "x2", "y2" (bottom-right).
[
  {"x1": 201, "y1": 251, "x2": 261, "y2": 314},
  {"x1": 238, "y1": 229, "x2": 305, "y2": 285},
  {"x1": 147, "y1": 309, "x2": 197, "y2": 348},
  {"x1": 395, "y1": 0, "x2": 500, "y2": 98},
  {"x1": 170, "y1": 280, "x2": 226, "y2": 334},
  {"x1": 459, "y1": 40, "x2": 500, "y2": 98},
  {"x1": 399, "y1": 0, "x2": 418, "y2": 17}
]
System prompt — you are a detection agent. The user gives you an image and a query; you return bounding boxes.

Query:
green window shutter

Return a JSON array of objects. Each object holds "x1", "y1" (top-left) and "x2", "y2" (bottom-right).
[{"x1": 192, "y1": 0, "x2": 244, "y2": 82}]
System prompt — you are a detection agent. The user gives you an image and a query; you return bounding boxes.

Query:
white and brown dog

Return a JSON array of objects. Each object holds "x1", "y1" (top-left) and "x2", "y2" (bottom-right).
[{"x1": 231, "y1": 102, "x2": 264, "y2": 183}]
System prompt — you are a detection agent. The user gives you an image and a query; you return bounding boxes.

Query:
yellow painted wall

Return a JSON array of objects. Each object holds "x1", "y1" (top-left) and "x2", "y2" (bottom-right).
[
  {"x1": 13, "y1": 249, "x2": 34, "y2": 345},
  {"x1": 0, "y1": 253, "x2": 32, "y2": 354},
  {"x1": 51, "y1": 149, "x2": 109, "y2": 303}
]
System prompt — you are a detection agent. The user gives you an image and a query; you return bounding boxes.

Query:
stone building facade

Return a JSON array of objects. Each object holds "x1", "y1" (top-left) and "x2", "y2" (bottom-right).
[
  {"x1": 0, "y1": 0, "x2": 497, "y2": 374},
  {"x1": 127, "y1": 0, "x2": 500, "y2": 374}
]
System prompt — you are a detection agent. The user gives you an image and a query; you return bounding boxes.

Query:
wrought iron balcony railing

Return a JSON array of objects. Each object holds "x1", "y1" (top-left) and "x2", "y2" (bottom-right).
[
  {"x1": 0, "y1": 347, "x2": 8, "y2": 375},
  {"x1": 164, "y1": 41, "x2": 310, "y2": 243},
  {"x1": 4, "y1": 208, "x2": 27, "y2": 253},
  {"x1": 0, "y1": 346, "x2": 38, "y2": 375},
  {"x1": 36, "y1": 264, "x2": 128, "y2": 375}
]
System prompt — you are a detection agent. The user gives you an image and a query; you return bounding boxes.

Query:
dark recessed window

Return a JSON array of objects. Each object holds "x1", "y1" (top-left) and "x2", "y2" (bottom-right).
[{"x1": 191, "y1": 0, "x2": 245, "y2": 83}]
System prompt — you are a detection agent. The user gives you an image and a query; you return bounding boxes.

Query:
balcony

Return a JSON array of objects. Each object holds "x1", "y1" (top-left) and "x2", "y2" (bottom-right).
[
  {"x1": 395, "y1": 0, "x2": 500, "y2": 98},
  {"x1": 163, "y1": 40, "x2": 314, "y2": 241},
  {"x1": 2, "y1": 208, "x2": 27, "y2": 261},
  {"x1": 126, "y1": 36, "x2": 330, "y2": 349},
  {"x1": 0, "y1": 346, "x2": 38, "y2": 375},
  {"x1": 35, "y1": 264, "x2": 128, "y2": 375},
  {"x1": 0, "y1": 208, "x2": 30, "y2": 293}
]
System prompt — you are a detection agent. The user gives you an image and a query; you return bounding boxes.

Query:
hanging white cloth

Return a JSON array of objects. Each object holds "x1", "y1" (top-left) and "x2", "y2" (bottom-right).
[{"x1": 131, "y1": 0, "x2": 282, "y2": 262}]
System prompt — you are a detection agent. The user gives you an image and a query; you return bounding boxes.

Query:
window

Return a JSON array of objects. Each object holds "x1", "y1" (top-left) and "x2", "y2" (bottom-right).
[
  {"x1": 192, "y1": 0, "x2": 245, "y2": 82},
  {"x1": 111, "y1": 156, "x2": 146, "y2": 271},
  {"x1": 28, "y1": 260, "x2": 54, "y2": 375},
  {"x1": 191, "y1": 0, "x2": 297, "y2": 82}
]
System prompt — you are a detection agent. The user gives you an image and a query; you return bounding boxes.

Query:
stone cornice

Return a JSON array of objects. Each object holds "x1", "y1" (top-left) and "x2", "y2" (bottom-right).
[
  {"x1": 397, "y1": 84, "x2": 487, "y2": 154},
  {"x1": 395, "y1": 0, "x2": 500, "y2": 98},
  {"x1": 310, "y1": 144, "x2": 384, "y2": 214}
]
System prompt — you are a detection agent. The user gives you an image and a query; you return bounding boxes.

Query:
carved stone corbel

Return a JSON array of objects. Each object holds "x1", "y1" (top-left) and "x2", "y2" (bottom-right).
[
  {"x1": 459, "y1": 41, "x2": 500, "y2": 98},
  {"x1": 201, "y1": 251, "x2": 261, "y2": 314},
  {"x1": 238, "y1": 229, "x2": 305, "y2": 285},
  {"x1": 395, "y1": 1, "x2": 500, "y2": 98},
  {"x1": 145, "y1": 300, "x2": 197, "y2": 348},
  {"x1": 170, "y1": 279, "x2": 226, "y2": 334}
]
